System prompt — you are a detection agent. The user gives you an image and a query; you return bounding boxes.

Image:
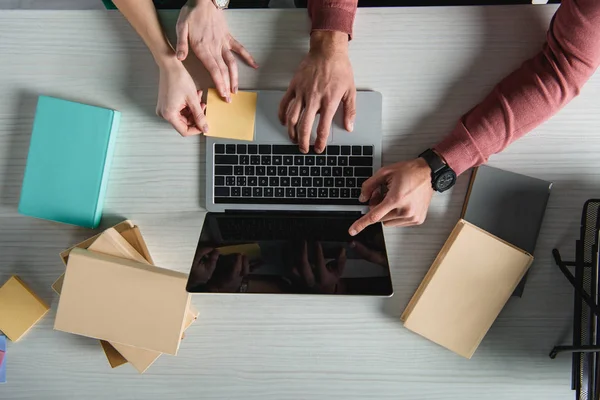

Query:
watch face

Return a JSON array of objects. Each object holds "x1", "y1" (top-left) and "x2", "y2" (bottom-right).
[
  {"x1": 435, "y1": 170, "x2": 456, "y2": 192},
  {"x1": 215, "y1": 0, "x2": 229, "y2": 7}
]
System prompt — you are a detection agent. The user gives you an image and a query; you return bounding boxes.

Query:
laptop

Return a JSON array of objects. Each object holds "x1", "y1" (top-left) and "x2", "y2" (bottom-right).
[{"x1": 186, "y1": 90, "x2": 393, "y2": 296}]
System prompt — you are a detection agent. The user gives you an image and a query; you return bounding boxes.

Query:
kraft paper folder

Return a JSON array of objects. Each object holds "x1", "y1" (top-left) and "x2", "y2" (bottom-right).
[
  {"x1": 53, "y1": 223, "x2": 198, "y2": 372},
  {"x1": 401, "y1": 220, "x2": 533, "y2": 358},
  {"x1": 0, "y1": 276, "x2": 50, "y2": 342},
  {"x1": 18, "y1": 95, "x2": 120, "y2": 228},
  {"x1": 55, "y1": 248, "x2": 191, "y2": 355}
]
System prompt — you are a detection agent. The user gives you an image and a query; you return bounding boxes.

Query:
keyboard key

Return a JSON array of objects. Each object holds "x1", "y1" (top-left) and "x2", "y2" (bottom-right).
[
  {"x1": 226, "y1": 176, "x2": 235, "y2": 186},
  {"x1": 251, "y1": 155, "x2": 260, "y2": 165},
  {"x1": 311, "y1": 167, "x2": 320, "y2": 177},
  {"x1": 341, "y1": 188, "x2": 350, "y2": 198},
  {"x1": 305, "y1": 156, "x2": 315, "y2": 166},
  {"x1": 291, "y1": 177, "x2": 301, "y2": 187},
  {"x1": 215, "y1": 166, "x2": 232, "y2": 175},
  {"x1": 245, "y1": 166, "x2": 255, "y2": 175},
  {"x1": 237, "y1": 177, "x2": 246, "y2": 186},
  {"x1": 363, "y1": 146, "x2": 374, "y2": 156},
  {"x1": 289, "y1": 167, "x2": 299, "y2": 176},
  {"x1": 300, "y1": 167, "x2": 310, "y2": 176},
  {"x1": 335, "y1": 178, "x2": 345, "y2": 187},
  {"x1": 237, "y1": 144, "x2": 247, "y2": 154},
  {"x1": 283, "y1": 156, "x2": 294, "y2": 165},
  {"x1": 273, "y1": 145, "x2": 300, "y2": 154},
  {"x1": 349, "y1": 157, "x2": 373, "y2": 166},
  {"x1": 248, "y1": 144, "x2": 258, "y2": 154},
  {"x1": 316, "y1": 156, "x2": 326, "y2": 166},
  {"x1": 269, "y1": 177, "x2": 279, "y2": 186},
  {"x1": 261, "y1": 156, "x2": 271, "y2": 165},
  {"x1": 275, "y1": 188, "x2": 285, "y2": 198},
  {"x1": 215, "y1": 144, "x2": 225, "y2": 154},
  {"x1": 267, "y1": 166, "x2": 277, "y2": 176},
  {"x1": 248, "y1": 177, "x2": 258, "y2": 186},
  {"x1": 215, "y1": 155, "x2": 238, "y2": 164},
  {"x1": 343, "y1": 167, "x2": 353, "y2": 177},
  {"x1": 355, "y1": 167, "x2": 373, "y2": 177},
  {"x1": 352, "y1": 146, "x2": 361, "y2": 155},
  {"x1": 322, "y1": 167, "x2": 332, "y2": 177},
  {"x1": 240, "y1": 155, "x2": 250, "y2": 165},
  {"x1": 333, "y1": 167, "x2": 343, "y2": 177},
  {"x1": 232, "y1": 187, "x2": 241, "y2": 197},
  {"x1": 327, "y1": 157, "x2": 337, "y2": 166},
  {"x1": 278, "y1": 166, "x2": 288, "y2": 175},
  {"x1": 314, "y1": 178, "x2": 323, "y2": 187},
  {"x1": 281, "y1": 177, "x2": 290, "y2": 186},
  {"x1": 215, "y1": 176, "x2": 225, "y2": 186},
  {"x1": 346, "y1": 178, "x2": 356, "y2": 187},
  {"x1": 234, "y1": 166, "x2": 244, "y2": 175},
  {"x1": 351, "y1": 188, "x2": 361, "y2": 198},
  {"x1": 318, "y1": 188, "x2": 328, "y2": 198},
  {"x1": 253, "y1": 187, "x2": 263, "y2": 197},
  {"x1": 324, "y1": 178, "x2": 334, "y2": 187},
  {"x1": 286, "y1": 188, "x2": 295, "y2": 197},
  {"x1": 259, "y1": 145, "x2": 271, "y2": 154},
  {"x1": 259, "y1": 177, "x2": 269, "y2": 186},
  {"x1": 273, "y1": 155, "x2": 282, "y2": 165},
  {"x1": 243, "y1": 187, "x2": 252, "y2": 197},
  {"x1": 294, "y1": 156, "x2": 304, "y2": 165},
  {"x1": 329, "y1": 188, "x2": 339, "y2": 197},
  {"x1": 256, "y1": 166, "x2": 266, "y2": 176},
  {"x1": 302, "y1": 177, "x2": 312, "y2": 187},
  {"x1": 226, "y1": 144, "x2": 236, "y2": 154},
  {"x1": 215, "y1": 187, "x2": 230, "y2": 197},
  {"x1": 357, "y1": 178, "x2": 367, "y2": 188},
  {"x1": 338, "y1": 157, "x2": 348, "y2": 166},
  {"x1": 341, "y1": 146, "x2": 351, "y2": 155},
  {"x1": 264, "y1": 187, "x2": 274, "y2": 197},
  {"x1": 327, "y1": 146, "x2": 340, "y2": 155},
  {"x1": 308, "y1": 188, "x2": 318, "y2": 198},
  {"x1": 297, "y1": 188, "x2": 307, "y2": 197}
]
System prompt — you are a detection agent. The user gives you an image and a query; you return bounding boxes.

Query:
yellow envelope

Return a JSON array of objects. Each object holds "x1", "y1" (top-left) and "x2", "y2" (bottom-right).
[{"x1": 205, "y1": 88, "x2": 257, "y2": 141}]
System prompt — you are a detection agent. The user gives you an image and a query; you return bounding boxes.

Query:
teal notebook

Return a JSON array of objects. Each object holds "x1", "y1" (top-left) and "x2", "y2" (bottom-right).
[{"x1": 18, "y1": 96, "x2": 120, "y2": 228}]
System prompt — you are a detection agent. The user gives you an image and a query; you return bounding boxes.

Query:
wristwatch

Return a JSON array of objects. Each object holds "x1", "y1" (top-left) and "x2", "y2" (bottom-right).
[
  {"x1": 211, "y1": 0, "x2": 230, "y2": 9},
  {"x1": 418, "y1": 149, "x2": 457, "y2": 193}
]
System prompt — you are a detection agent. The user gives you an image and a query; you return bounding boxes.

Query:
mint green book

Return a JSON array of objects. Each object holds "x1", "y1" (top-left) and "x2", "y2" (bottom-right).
[{"x1": 18, "y1": 96, "x2": 120, "y2": 228}]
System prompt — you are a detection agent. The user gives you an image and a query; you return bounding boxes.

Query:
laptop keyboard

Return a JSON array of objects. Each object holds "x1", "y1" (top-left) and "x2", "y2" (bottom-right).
[{"x1": 213, "y1": 144, "x2": 374, "y2": 205}]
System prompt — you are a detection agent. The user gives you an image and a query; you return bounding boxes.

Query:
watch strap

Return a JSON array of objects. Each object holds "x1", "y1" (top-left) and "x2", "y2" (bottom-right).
[{"x1": 419, "y1": 149, "x2": 446, "y2": 174}]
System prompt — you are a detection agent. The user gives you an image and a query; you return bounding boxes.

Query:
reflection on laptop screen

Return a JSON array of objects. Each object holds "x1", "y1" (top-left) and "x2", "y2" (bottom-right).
[{"x1": 186, "y1": 212, "x2": 393, "y2": 296}]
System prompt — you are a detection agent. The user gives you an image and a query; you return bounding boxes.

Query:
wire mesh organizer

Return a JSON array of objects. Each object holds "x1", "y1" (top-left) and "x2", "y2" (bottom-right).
[{"x1": 550, "y1": 199, "x2": 600, "y2": 400}]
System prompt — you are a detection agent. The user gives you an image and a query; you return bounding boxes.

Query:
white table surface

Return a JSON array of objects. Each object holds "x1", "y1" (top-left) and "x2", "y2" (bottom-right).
[{"x1": 0, "y1": 5, "x2": 595, "y2": 399}]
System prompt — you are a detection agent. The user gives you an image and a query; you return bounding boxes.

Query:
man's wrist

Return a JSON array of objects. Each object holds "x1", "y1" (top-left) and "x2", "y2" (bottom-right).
[{"x1": 310, "y1": 31, "x2": 348, "y2": 56}]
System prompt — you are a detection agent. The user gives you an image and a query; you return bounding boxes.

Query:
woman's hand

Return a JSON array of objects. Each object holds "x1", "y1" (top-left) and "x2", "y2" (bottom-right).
[
  {"x1": 156, "y1": 59, "x2": 208, "y2": 136},
  {"x1": 176, "y1": 0, "x2": 258, "y2": 100}
]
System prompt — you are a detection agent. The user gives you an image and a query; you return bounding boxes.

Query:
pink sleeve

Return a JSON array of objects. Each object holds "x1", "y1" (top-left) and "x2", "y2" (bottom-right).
[
  {"x1": 308, "y1": 0, "x2": 358, "y2": 39},
  {"x1": 434, "y1": 0, "x2": 600, "y2": 176}
]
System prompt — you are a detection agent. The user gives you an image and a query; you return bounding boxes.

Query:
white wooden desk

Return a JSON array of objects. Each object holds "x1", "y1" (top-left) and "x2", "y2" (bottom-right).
[{"x1": 0, "y1": 5, "x2": 595, "y2": 399}]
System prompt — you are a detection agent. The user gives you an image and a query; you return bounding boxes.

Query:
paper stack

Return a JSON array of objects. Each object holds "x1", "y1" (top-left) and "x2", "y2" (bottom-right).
[{"x1": 53, "y1": 220, "x2": 198, "y2": 373}]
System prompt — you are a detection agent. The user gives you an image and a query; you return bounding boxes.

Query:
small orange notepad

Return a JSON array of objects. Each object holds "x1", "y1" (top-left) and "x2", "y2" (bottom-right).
[
  {"x1": 205, "y1": 88, "x2": 257, "y2": 141},
  {"x1": 0, "y1": 276, "x2": 49, "y2": 341}
]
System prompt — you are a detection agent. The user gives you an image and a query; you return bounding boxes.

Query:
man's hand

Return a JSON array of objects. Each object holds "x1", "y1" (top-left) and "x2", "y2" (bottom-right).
[
  {"x1": 278, "y1": 31, "x2": 356, "y2": 154},
  {"x1": 348, "y1": 158, "x2": 434, "y2": 236},
  {"x1": 176, "y1": 0, "x2": 258, "y2": 101},
  {"x1": 156, "y1": 59, "x2": 208, "y2": 136}
]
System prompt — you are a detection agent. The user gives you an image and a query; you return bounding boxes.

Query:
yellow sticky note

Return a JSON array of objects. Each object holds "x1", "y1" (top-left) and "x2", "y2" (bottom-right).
[
  {"x1": 217, "y1": 243, "x2": 261, "y2": 260},
  {"x1": 0, "y1": 276, "x2": 50, "y2": 341},
  {"x1": 205, "y1": 88, "x2": 257, "y2": 141}
]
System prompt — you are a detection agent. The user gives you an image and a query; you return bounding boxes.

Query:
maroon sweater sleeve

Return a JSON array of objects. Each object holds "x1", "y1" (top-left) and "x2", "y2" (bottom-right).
[
  {"x1": 308, "y1": 0, "x2": 358, "y2": 39},
  {"x1": 435, "y1": 0, "x2": 600, "y2": 176}
]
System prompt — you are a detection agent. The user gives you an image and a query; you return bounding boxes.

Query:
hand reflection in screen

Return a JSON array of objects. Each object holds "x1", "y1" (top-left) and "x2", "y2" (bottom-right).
[
  {"x1": 187, "y1": 247, "x2": 252, "y2": 293},
  {"x1": 350, "y1": 240, "x2": 389, "y2": 268},
  {"x1": 291, "y1": 241, "x2": 347, "y2": 294}
]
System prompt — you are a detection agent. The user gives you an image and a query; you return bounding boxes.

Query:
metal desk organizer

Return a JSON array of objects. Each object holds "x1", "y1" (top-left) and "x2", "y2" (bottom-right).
[{"x1": 550, "y1": 199, "x2": 600, "y2": 400}]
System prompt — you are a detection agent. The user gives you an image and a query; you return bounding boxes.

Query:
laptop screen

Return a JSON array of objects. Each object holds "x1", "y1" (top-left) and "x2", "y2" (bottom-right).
[{"x1": 186, "y1": 212, "x2": 393, "y2": 296}]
